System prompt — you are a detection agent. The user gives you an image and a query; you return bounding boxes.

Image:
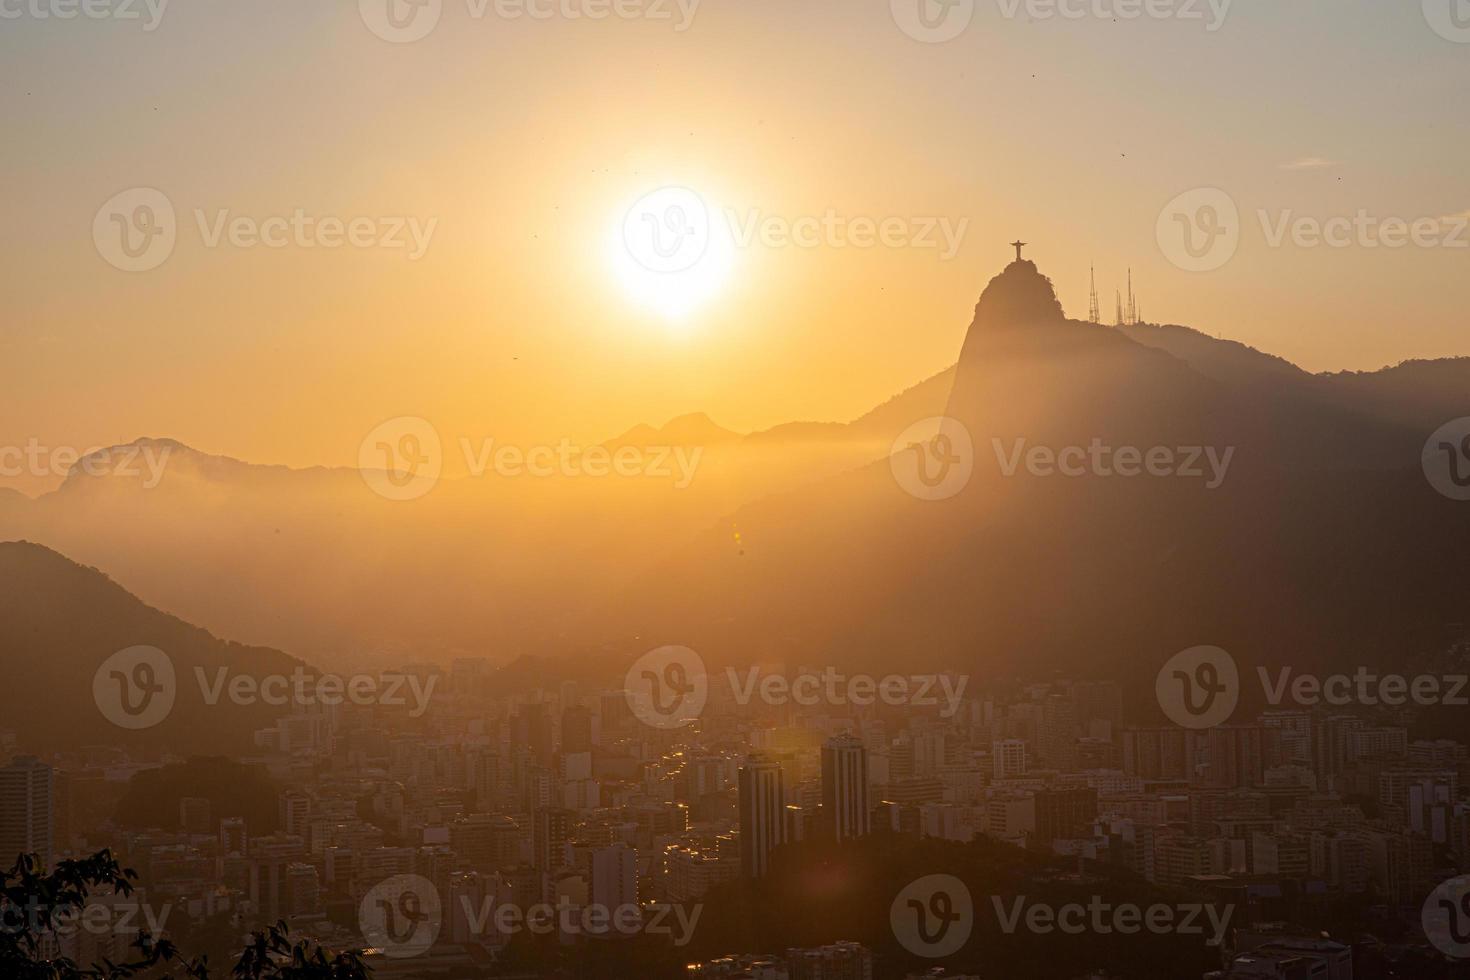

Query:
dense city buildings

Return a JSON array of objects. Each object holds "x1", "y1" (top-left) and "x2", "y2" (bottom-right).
[{"x1": 5, "y1": 659, "x2": 1468, "y2": 978}]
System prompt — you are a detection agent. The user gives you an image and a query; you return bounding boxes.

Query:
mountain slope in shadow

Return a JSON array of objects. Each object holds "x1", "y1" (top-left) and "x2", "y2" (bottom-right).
[
  {"x1": 0, "y1": 540, "x2": 304, "y2": 753},
  {"x1": 593, "y1": 260, "x2": 1470, "y2": 710}
]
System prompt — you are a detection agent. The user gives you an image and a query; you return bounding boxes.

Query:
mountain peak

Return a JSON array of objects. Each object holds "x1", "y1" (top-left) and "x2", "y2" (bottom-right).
[
  {"x1": 609, "y1": 412, "x2": 742, "y2": 446},
  {"x1": 972, "y1": 258, "x2": 1066, "y2": 328}
]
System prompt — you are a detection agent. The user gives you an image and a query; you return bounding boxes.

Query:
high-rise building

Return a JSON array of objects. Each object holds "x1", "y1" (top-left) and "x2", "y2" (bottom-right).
[
  {"x1": 561, "y1": 704, "x2": 594, "y2": 754},
  {"x1": 0, "y1": 756, "x2": 53, "y2": 867},
  {"x1": 219, "y1": 816, "x2": 247, "y2": 856},
  {"x1": 821, "y1": 735, "x2": 870, "y2": 843},
  {"x1": 738, "y1": 754, "x2": 786, "y2": 878},
  {"x1": 1121, "y1": 727, "x2": 1189, "y2": 781},
  {"x1": 533, "y1": 807, "x2": 573, "y2": 872},
  {"x1": 1038, "y1": 694, "x2": 1078, "y2": 770},
  {"x1": 248, "y1": 833, "x2": 307, "y2": 920},
  {"x1": 279, "y1": 790, "x2": 311, "y2": 841},
  {"x1": 590, "y1": 842, "x2": 638, "y2": 911},
  {"x1": 1033, "y1": 786, "x2": 1098, "y2": 845},
  {"x1": 471, "y1": 750, "x2": 502, "y2": 813},
  {"x1": 992, "y1": 739, "x2": 1028, "y2": 781},
  {"x1": 285, "y1": 862, "x2": 321, "y2": 916}
]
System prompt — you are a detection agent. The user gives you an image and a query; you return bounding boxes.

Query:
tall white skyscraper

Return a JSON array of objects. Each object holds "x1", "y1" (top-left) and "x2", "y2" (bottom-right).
[
  {"x1": 0, "y1": 756, "x2": 54, "y2": 868},
  {"x1": 821, "y1": 734, "x2": 871, "y2": 842},
  {"x1": 738, "y1": 754, "x2": 786, "y2": 878}
]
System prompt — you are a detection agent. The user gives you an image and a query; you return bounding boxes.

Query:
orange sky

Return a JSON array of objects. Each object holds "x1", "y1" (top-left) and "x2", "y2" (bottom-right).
[{"x1": 3, "y1": 0, "x2": 1467, "y2": 494}]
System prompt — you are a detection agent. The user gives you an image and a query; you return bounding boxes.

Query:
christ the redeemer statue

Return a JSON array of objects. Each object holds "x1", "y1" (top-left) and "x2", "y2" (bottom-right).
[{"x1": 1011, "y1": 240, "x2": 1027, "y2": 262}]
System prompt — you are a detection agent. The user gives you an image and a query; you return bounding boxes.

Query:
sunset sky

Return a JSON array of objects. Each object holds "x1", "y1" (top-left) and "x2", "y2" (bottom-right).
[{"x1": 3, "y1": 0, "x2": 1467, "y2": 493}]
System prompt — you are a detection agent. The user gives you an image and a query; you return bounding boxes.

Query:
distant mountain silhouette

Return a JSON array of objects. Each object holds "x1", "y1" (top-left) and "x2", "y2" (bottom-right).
[
  {"x1": 2, "y1": 258, "x2": 1467, "y2": 697},
  {"x1": 590, "y1": 259, "x2": 1470, "y2": 708},
  {"x1": 0, "y1": 541, "x2": 303, "y2": 752},
  {"x1": 607, "y1": 412, "x2": 743, "y2": 447}
]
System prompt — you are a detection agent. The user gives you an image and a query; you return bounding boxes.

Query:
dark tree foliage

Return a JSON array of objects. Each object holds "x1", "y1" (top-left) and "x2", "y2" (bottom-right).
[{"x1": 1, "y1": 852, "x2": 368, "y2": 980}]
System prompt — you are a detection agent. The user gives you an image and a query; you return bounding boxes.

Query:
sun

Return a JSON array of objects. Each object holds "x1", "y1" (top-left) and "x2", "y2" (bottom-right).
[{"x1": 609, "y1": 186, "x2": 737, "y2": 323}]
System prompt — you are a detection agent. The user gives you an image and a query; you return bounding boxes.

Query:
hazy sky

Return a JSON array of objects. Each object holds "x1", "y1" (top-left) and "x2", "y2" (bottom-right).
[{"x1": 3, "y1": 0, "x2": 1467, "y2": 492}]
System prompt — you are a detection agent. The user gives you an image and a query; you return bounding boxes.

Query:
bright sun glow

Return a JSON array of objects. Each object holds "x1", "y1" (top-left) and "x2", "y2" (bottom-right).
[{"x1": 609, "y1": 186, "x2": 737, "y2": 323}]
